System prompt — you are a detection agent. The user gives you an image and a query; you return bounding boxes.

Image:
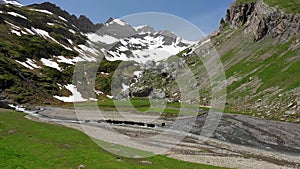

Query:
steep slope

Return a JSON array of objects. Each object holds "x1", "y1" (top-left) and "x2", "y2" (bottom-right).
[
  {"x1": 213, "y1": 0, "x2": 300, "y2": 122},
  {"x1": 126, "y1": 0, "x2": 300, "y2": 123},
  {"x1": 0, "y1": 2, "x2": 192, "y2": 105},
  {"x1": 0, "y1": 3, "x2": 96, "y2": 104}
]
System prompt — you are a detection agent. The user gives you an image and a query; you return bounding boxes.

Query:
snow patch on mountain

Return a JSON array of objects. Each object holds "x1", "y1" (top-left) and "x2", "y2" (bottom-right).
[
  {"x1": 30, "y1": 8, "x2": 53, "y2": 15},
  {"x1": 15, "y1": 60, "x2": 33, "y2": 69},
  {"x1": 53, "y1": 84, "x2": 87, "y2": 102},
  {"x1": 181, "y1": 39, "x2": 197, "y2": 45},
  {"x1": 132, "y1": 49, "x2": 179, "y2": 63},
  {"x1": 134, "y1": 25, "x2": 147, "y2": 31},
  {"x1": 182, "y1": 38, "x2": 211, "y2": 57},
  {"x1": 24, "y1": 28, "x2": 35, "y2": 35},
  {"x1": 0, "y1": 0, "x2": 23, "y2": 7},
  {"x1": 73, "y1": 47, "x2": 97, "y2": 62},
  {"x1": 94, "y1": 89, "x2": 103, "y2": 95},
  {"x1": 7, "y1": 20, "x2": 33, "y2": 37},
  {"x1": 30, "y1": 27, "x2": 73, "y2": 51},
  {"x1": 106, "y1": 95, "x2": 113, "y2": 99},
  {"x1": 86, "y1": 33, "x2": 118, "y2": 44},
  {"x1": 7, "y1": 11, "x2": 27, "y2": 20},
  {"x1": 122, "y1": 83, "x2": 129, "y2": 92},
  {"x1": 26, "y1": 59, "x2": 41, "y2": 69},
  {"x1": 54, "y1": 55, "x2": 84, "y2": 65},
  {"x1": 69, "y1": 29, "x2": 76, "y2": 34},
  {"x1": 7, "y1": 20, "x2": 30, "y2": 37},
  {"x1": 101, "y1": 30, "x2": 191, "y2": 63},
  {"x1": 104, "y1": 50, "x2": 128, "y2": 62},
  {"x1": 106, "y1": 19, "x2": 127, "y2": 26},
  {"x1": 11, "y1": 29, "x2": 21, "y2": 36},
  {"x1": 31, "y1": 27, "x2": 58, "y2": 42},
  {"x1": 61, "y1": 44, "x2": 73, "y2": 51},
  {"x1": 198, "y1": 39, "x2": 211, "y2": 47},
  {"x1": 117, "y1": 46, "x2": 128, "y2": 52},
  {"x1": 67, "y1": 39, "x2": 73, "y2": 45},
  {"x1": 15, "y1": 59, "x2": 41, "y2": 70},
  {"x1": 78, "y1": 44, "x2": 99, "y2": 56},
  {"x1": 41, "y1": 58, "x2": 61, "y2": 71},
  {"x1": 120, "y1": 39, "x2": 128, "y2": 46},
  {"x1": 58, "y1": 16, "x2": 67, "y2": 22}
]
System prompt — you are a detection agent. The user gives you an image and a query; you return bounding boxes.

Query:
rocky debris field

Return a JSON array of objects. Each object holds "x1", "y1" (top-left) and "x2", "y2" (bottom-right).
[{"x1": 23, "y1": 106, "x2": 300, "y2": 169}]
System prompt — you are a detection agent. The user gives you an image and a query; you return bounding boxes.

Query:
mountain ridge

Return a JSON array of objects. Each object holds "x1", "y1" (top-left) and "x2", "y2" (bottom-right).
[
  {"x1": 0, "y1": 2, "x2": 193, "y2": 104},
  {"x1": 28, "y1": 2, "x2": 104, "y2": 33},
  {"x1": 0, "y1": 0, "x2": 299, "y2": 124}
]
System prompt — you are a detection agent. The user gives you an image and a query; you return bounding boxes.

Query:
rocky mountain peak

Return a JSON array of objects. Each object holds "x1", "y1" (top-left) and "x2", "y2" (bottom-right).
[
  {"x1": 219, "y1": 0, "x2": 300, "y2": 42},
  {"x1": 105, "y1": 17, "x2": 115, "y2": 24},
  {"x1": 225, "y1": 2, "x2": 256, "y2": 28},
  {"x1": 77, "y1": 15, "x2": 104, "y2": 33},
  {"x1": 98, "y1": 18, "x2": 137, "y2": 39},
  {"x1": 28, "y1": 2, "x2": 103, "y2": 33}
]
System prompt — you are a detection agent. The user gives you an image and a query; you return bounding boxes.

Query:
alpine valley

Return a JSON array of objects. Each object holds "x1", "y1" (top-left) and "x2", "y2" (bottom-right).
[
  {"x1": 0, "y1": 0, "x2": 299, "y2": 123},
  {"x1": 0, "y1": 0, "x2": 300, "y2": 169}
]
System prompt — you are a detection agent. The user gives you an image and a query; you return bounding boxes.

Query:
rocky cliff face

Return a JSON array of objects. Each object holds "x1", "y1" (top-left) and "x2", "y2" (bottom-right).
[
  {"x1": 220, "y1": 0, "x2": 300, "y2": 41},
  {"x1": 224, "y1": 2, "x2": 256, "y2": 28},
  {"x1": 211, "y1": 0, "x2": 300, "y2": 123}
]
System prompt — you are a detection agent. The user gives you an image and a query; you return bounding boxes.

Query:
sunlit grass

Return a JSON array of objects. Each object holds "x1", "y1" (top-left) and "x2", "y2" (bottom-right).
[{"x1": 0, "y1": 109, "x2": 229, "y2": 169}]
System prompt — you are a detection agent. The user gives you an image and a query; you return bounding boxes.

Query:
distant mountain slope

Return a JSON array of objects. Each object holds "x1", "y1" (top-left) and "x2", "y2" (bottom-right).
[{"x1": 0, "y1": 2, "x2": 192, "y2": 104}]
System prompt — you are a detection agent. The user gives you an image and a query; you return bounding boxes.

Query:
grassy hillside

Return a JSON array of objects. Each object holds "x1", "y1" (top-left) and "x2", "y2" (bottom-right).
[
  {"x1": 215, "y1": 25, "x2": 300, "y2": 122},
  {"x1": 0, "y1": 4, "x2": 85, "y2": 104},
  {"x1": 0, "y1": 109, "x2": 228, "y2": 169},
  {"x1": 207, "y1": 0, "x2": 300, "y2": 122}
]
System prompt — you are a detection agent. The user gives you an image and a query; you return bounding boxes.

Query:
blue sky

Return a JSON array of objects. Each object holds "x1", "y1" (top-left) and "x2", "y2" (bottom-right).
[{"x1": 19, "y1": 0, "x2": 234, "y2": 40}]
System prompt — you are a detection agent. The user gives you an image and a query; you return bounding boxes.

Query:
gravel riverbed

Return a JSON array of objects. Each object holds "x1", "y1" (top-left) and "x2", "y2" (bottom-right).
[{"x1": 26, "y1": 107, "x2": 300, "y2": 169}]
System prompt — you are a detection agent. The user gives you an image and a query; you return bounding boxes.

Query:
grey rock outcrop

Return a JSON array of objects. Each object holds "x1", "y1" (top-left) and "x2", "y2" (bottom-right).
[
  {"x1": 226, "y1": 2, "x2": 256, "y2": 28},
  {"x1": 221, "y1": 0, "x2": 300, "y2": 41},
  {"x1": 130, "y1": 86, "x2": 153, "y2": 97}
]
